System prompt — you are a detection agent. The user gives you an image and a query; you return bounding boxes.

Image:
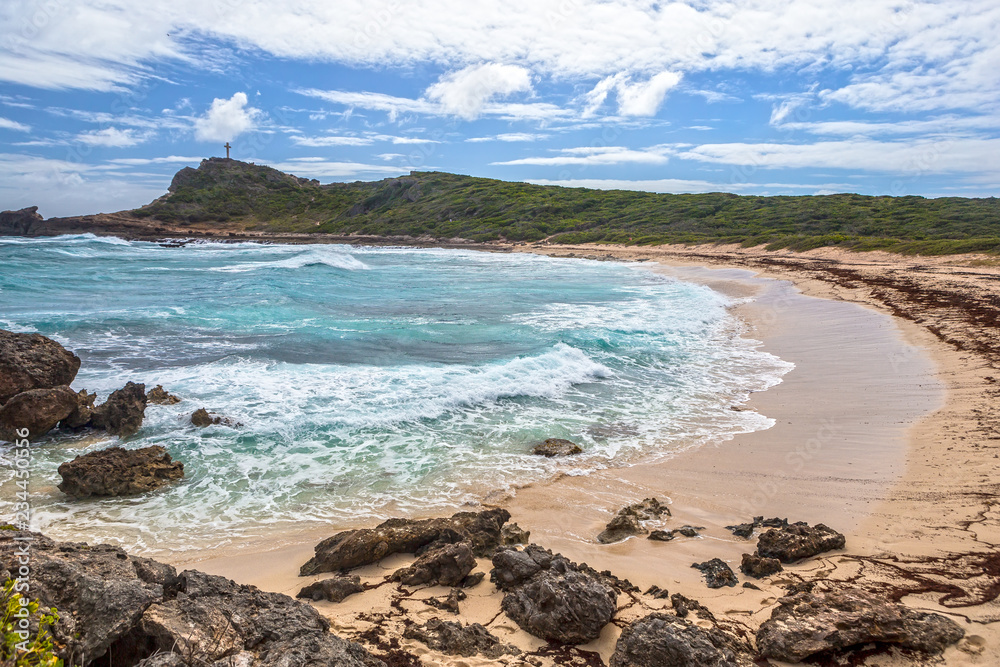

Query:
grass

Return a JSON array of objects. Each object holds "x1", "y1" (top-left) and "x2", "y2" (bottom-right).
[{"x1": 133, "y1": 159, "x2": 1000, "y2": 255}]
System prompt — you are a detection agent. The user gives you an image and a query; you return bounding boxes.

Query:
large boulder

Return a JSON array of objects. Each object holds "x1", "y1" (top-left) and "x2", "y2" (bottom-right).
[
  {"x1": 0, "y1": 530, "x2": 384, "y2": 667},
  {"x1": 531, "y1": 438, "x2": 582, "y2": 457},
  {"x1": 0, "y1": 385, "x2": 78, "y2": 440},
  {"x1": 390, "y1": 542, "x2": 476, "y2": 587},
  {"x1": 756, "y1": 586, "x2": 965, "y2": 662},
  {"x1": 740, "y1": 553, "x2": 783, "y2": 578},
  {"x1": 403, "y1": 618, "x2": 520, "y2": 659},
  {"x1": 91, "y1": 381, "x2": 147, "y2": 437},
  {"x1": 756, "y1": 522, "x2": 845, "y2": 563},
  {"x1": 0, "y1": 329, "x2": 80, "y2": 403},
  {"x1": 610, "y1": 613, "x2": 746, "y2": 667},
  {"x1": 58, "y1": 445, "x2": 184, "y2": 497},
  {"x1": 300, "y1": 508, "x2": 510, "y2": 575},
  {"x1": 598, "y1": 497, "x2": 671, "y2": 544},
  {"x1": 491, "y1": 544, "x2": 617, "y2": 645}
]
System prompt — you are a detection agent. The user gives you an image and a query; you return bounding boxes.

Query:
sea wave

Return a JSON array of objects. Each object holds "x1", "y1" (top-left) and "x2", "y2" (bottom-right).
[{"x1": 209, "y1": 246, "x2": 369, "y2": 272}]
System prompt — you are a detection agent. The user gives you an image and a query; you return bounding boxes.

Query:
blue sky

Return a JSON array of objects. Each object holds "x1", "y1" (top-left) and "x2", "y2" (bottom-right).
[{"x1": 1, "y1": 0, "x2": 998, "y2": 217}]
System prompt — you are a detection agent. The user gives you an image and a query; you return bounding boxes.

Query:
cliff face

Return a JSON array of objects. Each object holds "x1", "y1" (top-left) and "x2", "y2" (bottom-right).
[{"x1": 0, "y1": 206, "x2": 43, "y2": 235}]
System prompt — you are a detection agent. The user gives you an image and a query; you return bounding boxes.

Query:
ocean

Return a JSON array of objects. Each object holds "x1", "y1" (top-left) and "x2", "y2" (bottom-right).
[{"x1": 0, "y1": 234, "x2": 793, "y2": 554}]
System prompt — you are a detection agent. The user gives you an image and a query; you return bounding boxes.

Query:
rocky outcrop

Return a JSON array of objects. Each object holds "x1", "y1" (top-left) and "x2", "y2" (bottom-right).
[
  {"x1": 491, "y1": 544, "x2": 617, "y2": 644},
  {"x1": 0, "y1": 385, "x2": 78, "y2": 440},
  {"x1": 756, "y1": 522, "x2": 845, "y2": 563},
  {"x1": 146, "y1": 385, "x2": 180, "y2": 405},
  {"x1": 692, "y1": 559, "x2": 738, "y2": 588},
  {"x1": 501, "y1": 522, "x2": 530, "y2": 544},
  {"x1": 597, "y1": 497, "x2": 671, "y2": 543},
  {"x1": 300, "y1": 508, "x2": 510, "y2": 575},
  {"x1": 390, "y1": 542, "x2": 476, "y2": 587},
  {"x1": 530, "y1": 438, "x2": 582, "y2": 457},
  {"x1": 61, "y1": 389, "x2": 97, "y2": 429},
  {"x1": 296, "y1": 575, "x2": 365, "y2": 603},
  {"x1": 756, "y1": 585, "x2": 965, "y2": 663},
  {"x1": 57, "y1": 445, "x2": 184, "y2": 497},
  {"x1": 610, "y1": 613, "x2": 749, "y2": 667},
  {"x1": 740, "y1": 553, "x2": 783, "y2": 578},
  {"x1": 191, "y1": 407, "x2": 240, "y2": 427},
  {"x1": 403, "y1": 619, "x2": 520, "y2": 659},
  {"x1": 0, "y1": 530, "x2": 383, "y2": 667},
  {"x1": 0, "y1": 206, "x2": 43, "y2": 236},
  {"x1": 91, "y1": 382, "x2": 147, "y2": 437},
  {"x1": 0, "y1": 329, "x2": 80, "y2": 404}
]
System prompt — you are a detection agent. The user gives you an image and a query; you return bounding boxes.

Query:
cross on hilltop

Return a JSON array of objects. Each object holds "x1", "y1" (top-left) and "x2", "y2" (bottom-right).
[{"x1": 224, "y1": 142, "x2": 231, "y2": 159}]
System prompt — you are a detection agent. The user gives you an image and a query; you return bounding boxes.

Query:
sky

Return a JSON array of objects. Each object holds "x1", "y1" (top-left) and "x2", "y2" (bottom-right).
[{"x1": 0, "y1": 1, "x2": 998, "y2": 217}]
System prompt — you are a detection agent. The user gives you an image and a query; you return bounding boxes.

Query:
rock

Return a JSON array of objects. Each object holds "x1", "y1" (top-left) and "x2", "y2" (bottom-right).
[
  {"x1": 756, "y1": 522, "x2": 845, "y2": 563},
  {"x1": 692, "y1": 559, "x2": 738, "y2": 588},
  {"x1": 424, "y1": 588, "x2": 466, "y2": 614},
  {"x1": 0, "y1": 530, "x2": 383, "y2": 667},
  {"x1": 492, "y1": 544, "x2": 617, "y2": 644},
  {"x1": 677, "y1": 525, "x2": 702, "y2": 537},
  {"x1": 0, "y1": 385, "x2": 78, "y2": 440},
  {"x1": 740, "y1": 553, "x2": 782, "y2": 578},
  {"x1": 726, "y1": 516, "x2": 788, "y2": 539},
  {"x1": 91, "y1": 381, "x2": 147, "y2": 437},
  {"x1": 501, "y1": 521, "x2": 530, "y2": 544},
  {"x1": 597, "y1": 497, "x2": 671, "y2": 543},
  {"x1": 671, "y1": 593, "x2": 715, "y2": 622},
  {"x1": 530, "y1": 438, "x2": 582, "y2": 457},
  {"x1": 61, "y1": 388, "x2": 97, "y2": 429},
  {"x1": 146, "y1": 385, "x2": 181, "y2": 405},
  {"x1": 648, "y1": 530, "x2": 675, "y2": 541},
  {"x1": 644, "y1": 585, "x2": 670, "y2": 599},
  {"x1": 0, "y1": 206, "x2": 43, "y2": 236},
  {"x1": 742, "y1": 582, "x2": 761, "y2": 590},
  {"x1": 0, "y1": 329, "x2": 80, "y2": 403},
  {"x1": 610, "y1": 613, "x2": 744, "y2": 667},
  {"x1": 403, "y1": 619, "x2": 520, "y2": 659},
  {"x1": 191, "y1": 407, "x2": 240, "y2": 427},
  {"x1": 459, "y1": 571, "x2": 485, "y2": 588},
  {"x1": 391, "y1": 542, "x2": 476, "y2": 587},
  {"x1": 726, "y1": 522, "x2": 755, "y2": 539},
  {"x1": 296, "y1": 575, "x2": 364, "y2": 602},
  {"x1": 757, "y1": 586, "x2": 965, "y2": 663},
  {"x1": 57, "y1": 445, "x2": 184, "y2": 497},
  {"x1": 300, "y1": 508, "x2": 510, "y2": 575}
]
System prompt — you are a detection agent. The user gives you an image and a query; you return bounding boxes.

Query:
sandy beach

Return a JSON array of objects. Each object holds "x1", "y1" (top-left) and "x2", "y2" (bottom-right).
[{"x1": 175, "y1": 244, "x2": 999, "y2": 666}]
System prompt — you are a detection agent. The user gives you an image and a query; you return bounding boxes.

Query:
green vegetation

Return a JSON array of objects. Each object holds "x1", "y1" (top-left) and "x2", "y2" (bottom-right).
[
  {"x1": 1, "y1": 580, "x2": 62, "y2": 667},
  {"x1": 133, "y1": 159, "x2": 1000, "y2": 255}
]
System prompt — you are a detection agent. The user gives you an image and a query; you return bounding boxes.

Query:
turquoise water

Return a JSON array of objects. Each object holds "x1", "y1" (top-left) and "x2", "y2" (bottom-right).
[{"x1": 0, "y1": 234, "x2": 792, "y2": 554}]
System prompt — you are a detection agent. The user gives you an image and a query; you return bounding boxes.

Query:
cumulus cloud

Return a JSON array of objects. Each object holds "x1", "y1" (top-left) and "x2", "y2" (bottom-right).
[
  {"x1": 466, "y1": 133, "x2": 549, "y2": 142},
  {"x1": 193, "y1": 92, "x2": 263, "y2": 142},
  {"x1": 493, "y1": 145, "x2": 670, "y2": 166},
  {"x1": 425, "y1": 64, "x2": 533, "y2": 120},
  {"x1": 584, "y1": 71, "x2": 682, "y2": 117}
]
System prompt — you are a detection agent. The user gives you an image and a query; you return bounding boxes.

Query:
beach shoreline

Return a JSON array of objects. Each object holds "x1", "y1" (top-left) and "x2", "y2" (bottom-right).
[{"x1": 169, "y1": 242, "x2": 1000, "y2": 664}]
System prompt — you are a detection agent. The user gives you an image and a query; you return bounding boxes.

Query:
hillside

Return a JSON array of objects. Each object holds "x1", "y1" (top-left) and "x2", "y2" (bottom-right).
[{"x1": 129, "y1": 158, "x2": 1000, "y2": 254}]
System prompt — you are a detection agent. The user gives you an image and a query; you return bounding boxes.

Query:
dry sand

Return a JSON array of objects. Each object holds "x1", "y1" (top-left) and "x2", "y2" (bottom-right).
[{"x1": 179, "y1": 244, "x2": 1000, "y2": 665}]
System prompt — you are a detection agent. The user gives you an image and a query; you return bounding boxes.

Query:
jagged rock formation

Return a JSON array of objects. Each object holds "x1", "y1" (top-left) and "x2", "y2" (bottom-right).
[
  {"x1": 0, "y1": 329, "x2": 81, "y2": 403},
  {"x1": 597, "y1": 497, "x2": 671, "y2": 543},
  {"x1": 403, "y1": 619, "x2": 520, "y2": 659},
  {"x1": 756, "y1": 522, "x2": 845, "y2": 562},
  {"x1": 57, "y1": 445, "x2": 184, "y2": 497},
  {"x1": 610, "y1": 613, "x2": 752, "y2": 667}
]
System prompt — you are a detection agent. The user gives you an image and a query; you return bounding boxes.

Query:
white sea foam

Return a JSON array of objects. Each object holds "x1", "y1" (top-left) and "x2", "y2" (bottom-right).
[{"x1": 210, "y1": 246, "x2": 369, "y2": 272}]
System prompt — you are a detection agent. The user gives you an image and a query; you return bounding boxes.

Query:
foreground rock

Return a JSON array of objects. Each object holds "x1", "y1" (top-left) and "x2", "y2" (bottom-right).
[
  {"x1": 692, "y1": 559, "x2": 738, "y2": 588},
  {"x1": 740, "y1": 553, "x2": 783, "y2": 578},
  {"x1": 146, "y1": 385, "x2": 181, "y2": 404},
  {"x1": 598, "y1": 497, "x2": 671, "y2": 543},
  {"x1": 403, "y1": 619, "x2": 520, "y2": 659},
  {"x1": 531, "y1": 437, "x2": 582, "y2": 457},
  {"x1": 0, "y1": 385, "x2": 78, "y2": 440},
  {"x1": 491, "y1": 543, "x2": 617, "y2": 644},
  {"x1": 391, "y1": 542, "x2": 476, "y2": 587},
  {"x1": 58, "y1": 445, "x2": 184, "y2": 497},
  {"x1": 757, "y1": 585, "x2": 965, "y2": 662},
  {"x1": 0, "y1": 328, "x2": 80, "y2": 403},
  {"x1": 0, "y1": 530, "x2": 384, "y2": 667},
  {"x1": 301, "y1": 508, "x2": 510, "y2": 575},
  {"x1": 756, "y1": 521, "x2": 845, "y2": 563},
  {"x1": 611, "y1": 613, "x2": 750, "y2": 667},
  {"x1": 297, "y1": 575, "x2": 365, "y2": 603},
  {"x1": 91, "y1": 381, "x2": 147, "y2": 437}
]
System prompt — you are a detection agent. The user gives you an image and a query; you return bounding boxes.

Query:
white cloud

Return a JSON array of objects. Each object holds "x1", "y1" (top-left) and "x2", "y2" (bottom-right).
[
  {"x1": 493, "y1": 145, "x2": 669, "y2": 166},
  {"x1": 584, "y1": 71, "x2": 682, "y2": 117},
  {"x1": 777, "y1": 115, "x2": 1000, "y2": 137},
  {"x1": 77, "y1": 127, "x2": 151, "y2": 147},
  {"x1": 425, "y1": 63, "x2": 533, "y2": 120},
  {"x1": 292, "y1": 135, "x2": 374, "y2": 147},
  {"x1": 528, "y1": 177, "x2": 856, "y2": 194},
  {"x1": 675, "y1": 138, "x2": 1000, "y2": 175},
  {"x1": 0, "y1": 117, "x2": 31, "y2": 132},
  {"x1": 466, "y1": 133, "x2": 549, "y2": 143},
  {"x1": 107, "y1": 156, "x2": 205, "y2": 165},
  {"x1": 260, "y1": 158, "x2": 410, "y2": 179},
  {"x1": 193, "y1": 92, "x2": 263, "y2": 142}
]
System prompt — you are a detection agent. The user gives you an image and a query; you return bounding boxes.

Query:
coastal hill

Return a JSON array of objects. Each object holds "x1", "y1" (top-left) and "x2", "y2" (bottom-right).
[{"x1": 6, "y1": 157, "x2": 1000, "y2": 254}]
